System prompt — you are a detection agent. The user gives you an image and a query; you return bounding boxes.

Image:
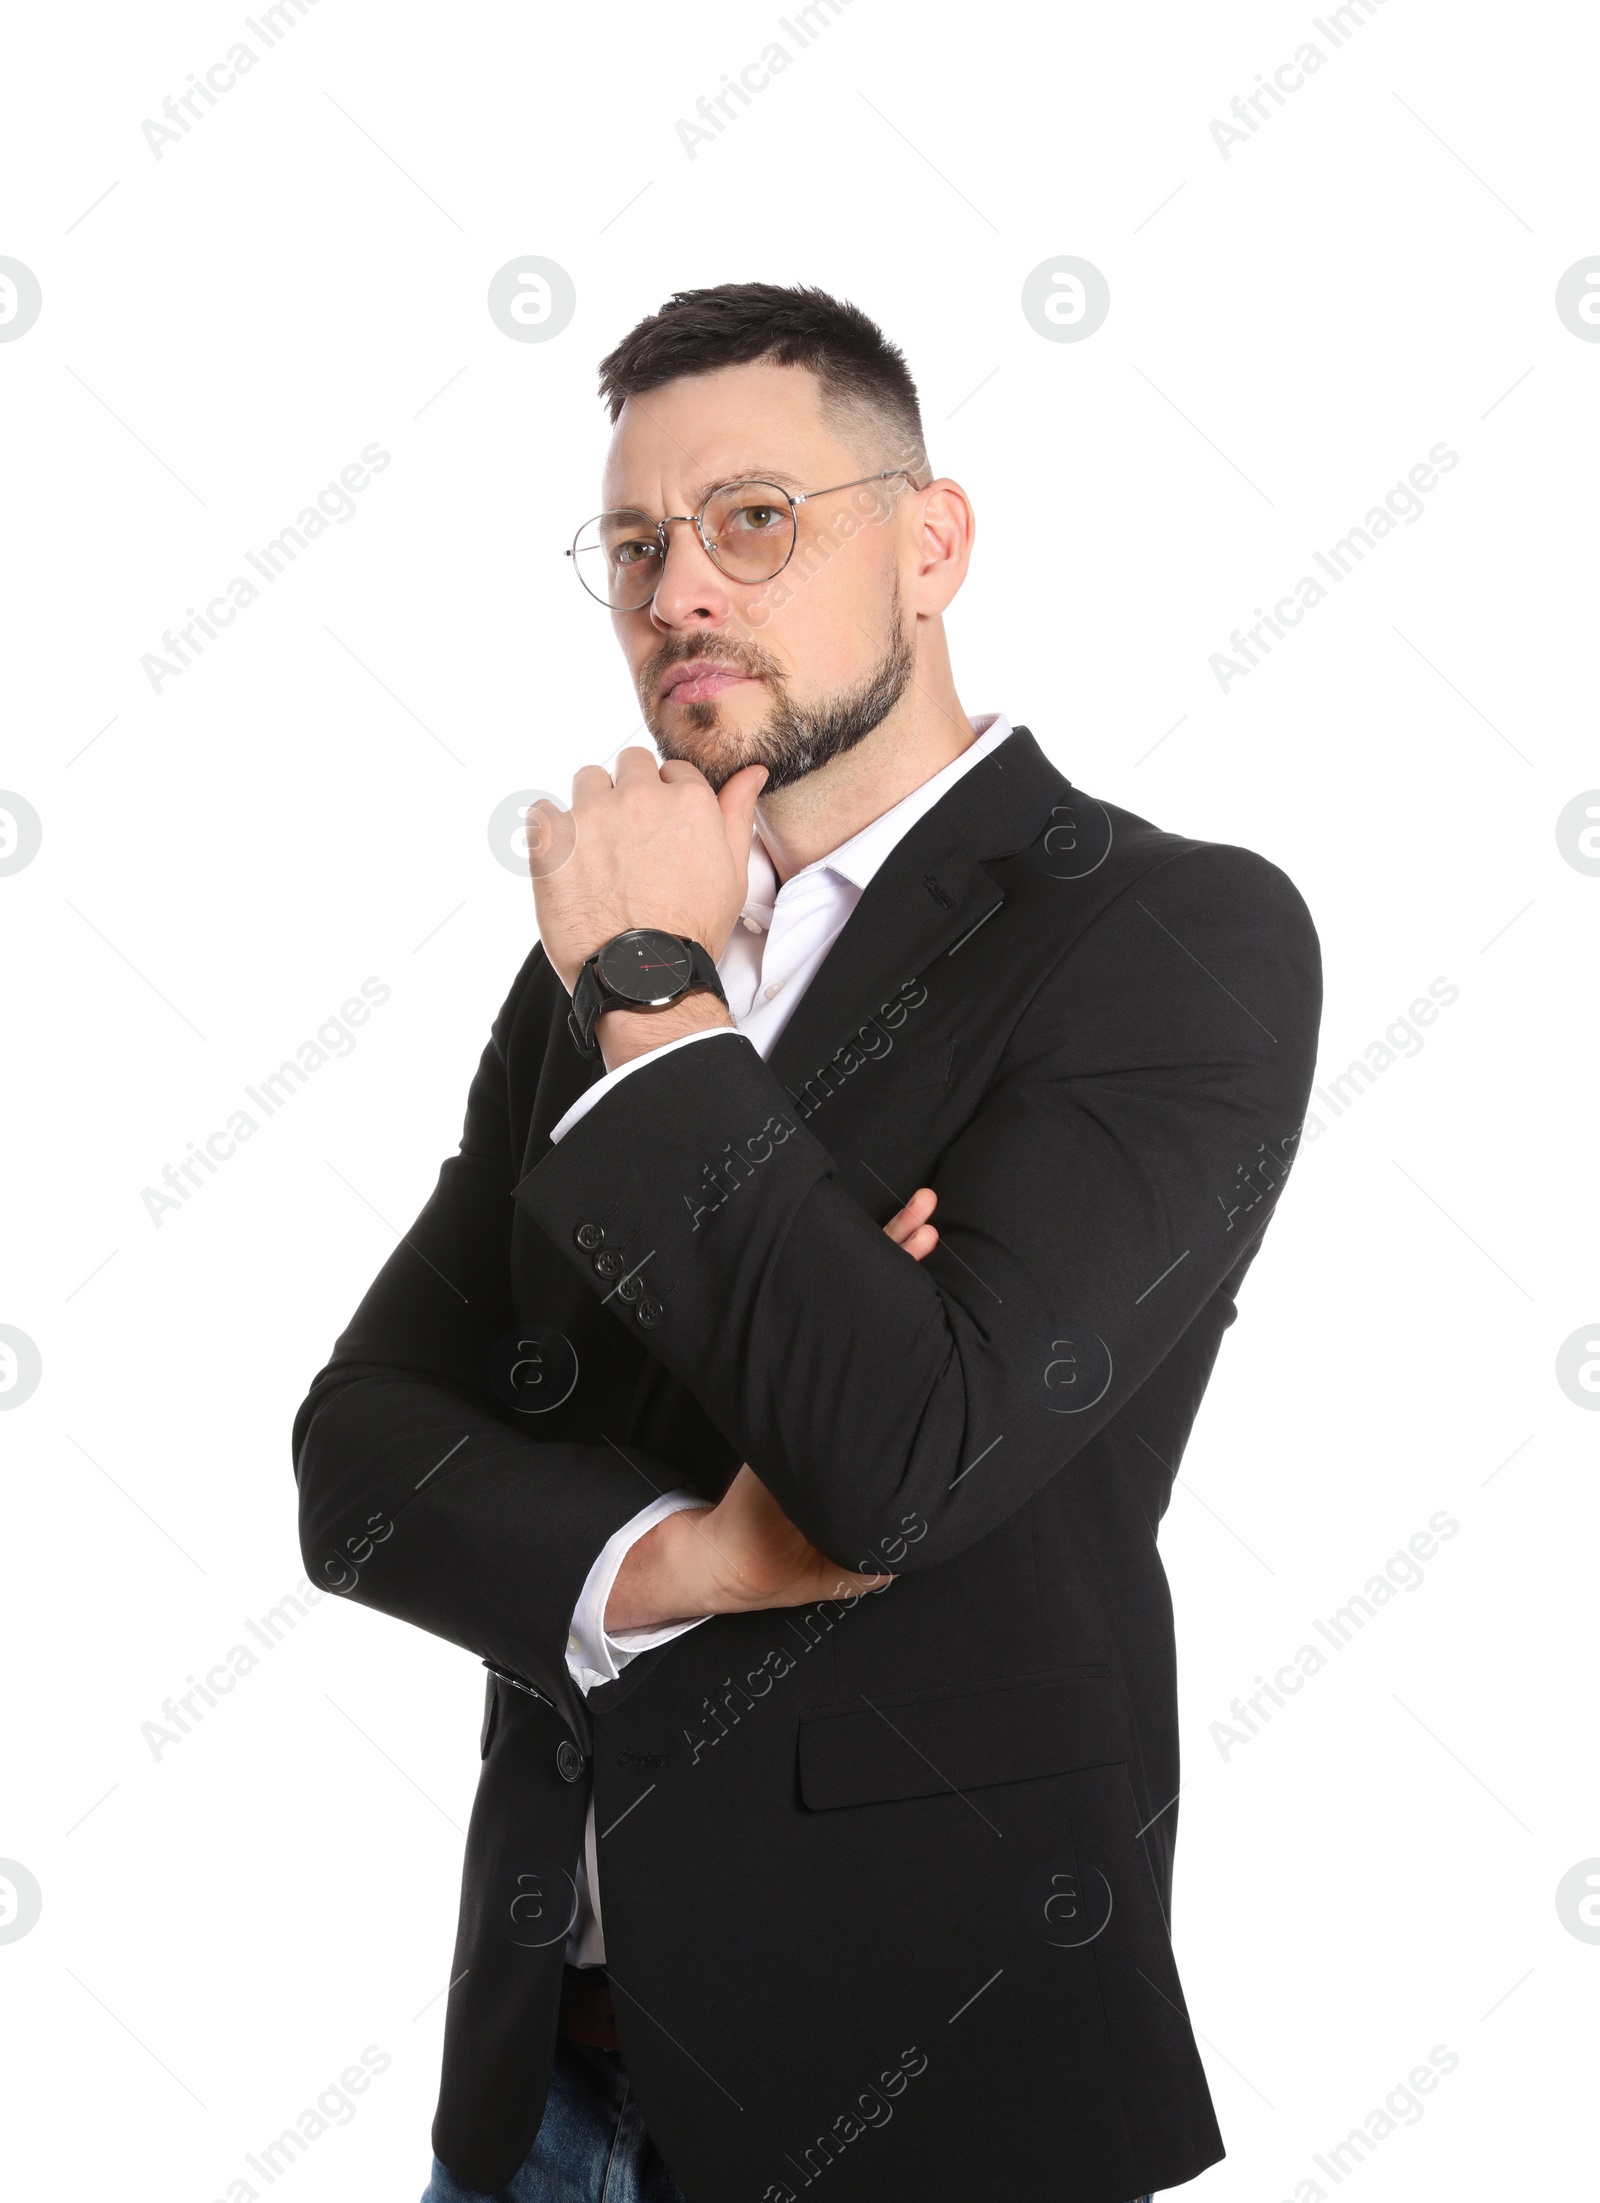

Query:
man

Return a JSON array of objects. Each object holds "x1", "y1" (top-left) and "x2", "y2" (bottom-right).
[{"x1": 293, "y1": 282, "x2": 1322, "y2": 2203}]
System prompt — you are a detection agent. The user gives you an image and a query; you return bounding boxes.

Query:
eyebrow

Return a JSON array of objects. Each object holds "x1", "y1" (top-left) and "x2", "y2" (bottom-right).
[
  {"x1": 606, "y1": 468, "x2": 808, "y2": 515},
  {"x1": 699, "y1": 467, "x2": 806, "y2": 495}
]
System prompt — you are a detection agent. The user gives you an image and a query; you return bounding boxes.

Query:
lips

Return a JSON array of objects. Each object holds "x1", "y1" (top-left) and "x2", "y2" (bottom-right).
[{"x1": 660, "y1": 660, "x2": 756, "y2": 705}]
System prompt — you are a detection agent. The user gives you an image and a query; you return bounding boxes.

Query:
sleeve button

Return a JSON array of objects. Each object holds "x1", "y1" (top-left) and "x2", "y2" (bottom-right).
[
  {"x1": 575, "y1": 1223, "x2": 605, "y2": 1251},
  {"x1": 593, "y1": 1249, "x2": 625, "y2": 1279},
  {"x1": 556, "y1": 1740, "x2": 586, "y2": 1783},
  {"x1": 636, "y1": 1297, "x2": 664, "y2": 1328}
]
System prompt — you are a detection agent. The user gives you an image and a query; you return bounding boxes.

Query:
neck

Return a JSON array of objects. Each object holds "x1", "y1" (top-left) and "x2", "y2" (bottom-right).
[{"x1": 754, "y1": 625, "x2": 975, "y2": 882}]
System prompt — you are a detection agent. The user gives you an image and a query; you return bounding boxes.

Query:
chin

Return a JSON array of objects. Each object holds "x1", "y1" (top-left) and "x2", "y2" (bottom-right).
[{"x1": 652, "y1": 701, "x2": 770, "y2": 789}]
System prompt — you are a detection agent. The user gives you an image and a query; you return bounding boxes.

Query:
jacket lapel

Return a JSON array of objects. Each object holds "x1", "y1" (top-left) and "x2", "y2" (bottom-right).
[{"x1": 765, "y1": 726, "x2": 1066, "y2": 1096}]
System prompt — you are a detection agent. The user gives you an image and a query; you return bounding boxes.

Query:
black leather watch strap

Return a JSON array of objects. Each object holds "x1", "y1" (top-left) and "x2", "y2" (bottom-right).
[
  {"x1": 568, "y1": 964, "x2": 602, "y2": 1056},
  {"x1": 567, "y1": 934, "x2": 727, "y2": 1057},
  {"x1": 685, "y1": 937, "x2": 725, "y2": 1000}
]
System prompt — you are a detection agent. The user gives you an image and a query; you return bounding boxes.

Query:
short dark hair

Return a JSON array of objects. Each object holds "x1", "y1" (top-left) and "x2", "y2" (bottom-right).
[{"x1": 597, "y1": 282, "x2": 928, "y2": 474}]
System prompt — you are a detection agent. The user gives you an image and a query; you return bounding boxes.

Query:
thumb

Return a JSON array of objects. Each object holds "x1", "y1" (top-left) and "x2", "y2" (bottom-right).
[{"x1": 716, "y1": 761, "x2": 769, "y2": 874}]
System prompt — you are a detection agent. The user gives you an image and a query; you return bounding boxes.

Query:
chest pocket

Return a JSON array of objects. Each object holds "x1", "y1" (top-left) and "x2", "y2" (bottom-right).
[
  {"x1": 859, "y1": 1035, "x2": 960, "y2": 1097},
  {"x1": 887, "y1": 1038, "x2": 955, "y2": 1093}
]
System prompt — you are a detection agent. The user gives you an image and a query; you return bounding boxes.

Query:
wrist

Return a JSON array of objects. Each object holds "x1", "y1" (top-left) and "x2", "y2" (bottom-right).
[
  {"x1": 604, "y1": 1504, "x2": 717, "y2": 1634},
  {"x1": 597, "y1": 990, "x2": 734, "y2": 1073}
]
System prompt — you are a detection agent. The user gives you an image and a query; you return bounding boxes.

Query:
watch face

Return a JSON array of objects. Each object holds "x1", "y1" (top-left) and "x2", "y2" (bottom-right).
[{"x1": 596, "y1": 928, "x2": 692, "y2": 1005}]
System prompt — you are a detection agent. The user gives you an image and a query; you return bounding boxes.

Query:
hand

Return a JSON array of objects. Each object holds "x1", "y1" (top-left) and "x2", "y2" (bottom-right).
[
  {"x1": 527, "y1": 748, "x2": 768, "y2": 996},
  {"x1": 604, "y1": 1189, "x2": 939, "y2": 1632}
]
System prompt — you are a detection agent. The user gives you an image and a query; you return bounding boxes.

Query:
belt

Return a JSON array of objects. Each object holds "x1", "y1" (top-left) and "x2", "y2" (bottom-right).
[{"x1": 560, "y1": 1963, "x2": 620, "y2": 2052}]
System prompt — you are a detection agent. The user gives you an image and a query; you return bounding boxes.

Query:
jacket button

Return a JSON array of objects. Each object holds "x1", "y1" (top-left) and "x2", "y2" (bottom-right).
[
  {"x1": 575, "y1": 1223, "x2": 605, "y2": 1251},
  {"x1": 556, "y1": 1740, "x2": 586, "y2": 1783},
  {"x1": 636, "y1": 1297, "x2": 664, "y2": 1328},
  {"x1": 593, "y1": 1249, "x2": 625, "y2": 1279},
  {"x1": 617, "y1": 1273, "x2": 643, "y2": 1304}
]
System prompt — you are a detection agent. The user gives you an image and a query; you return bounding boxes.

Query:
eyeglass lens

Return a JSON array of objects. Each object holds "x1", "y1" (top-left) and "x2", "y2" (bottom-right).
[{"x1": 571, "y1": 480, "x2": 797, "y2": 608}]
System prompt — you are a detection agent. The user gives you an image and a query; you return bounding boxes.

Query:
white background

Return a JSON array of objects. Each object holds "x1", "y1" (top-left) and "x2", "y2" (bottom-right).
[{"x1": 2, "y1": 2, "x2": 1595, "y2": 2197}]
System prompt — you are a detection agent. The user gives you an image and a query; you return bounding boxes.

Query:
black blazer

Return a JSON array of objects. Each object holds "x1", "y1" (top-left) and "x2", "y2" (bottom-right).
[{"x1": 292, "y1": 727, "x2": 1322, "y2": 2202}]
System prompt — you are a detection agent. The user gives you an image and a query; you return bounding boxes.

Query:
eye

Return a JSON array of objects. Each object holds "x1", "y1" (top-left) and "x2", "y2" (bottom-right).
[
  {"x1": 728, "y1": 503, "x2": 784, "y2": 534},
  {"x1": 612, "y1": 537, "x2": 661, "y2": 567}
]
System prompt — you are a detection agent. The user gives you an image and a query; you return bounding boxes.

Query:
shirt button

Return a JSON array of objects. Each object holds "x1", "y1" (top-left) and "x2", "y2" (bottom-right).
[
  {"x1": 741, "y1": 916, "x2": 761, "y2": 933},
  {"x1": 575, "y1": 1223, "x2": 605, "y2": 1251},
  {"x1": 763, "y1": 981, "x2": 782, "y2": 1000},
  {"x1": 556, "y1": 1740, "x2": 586, "y2": 1783}
]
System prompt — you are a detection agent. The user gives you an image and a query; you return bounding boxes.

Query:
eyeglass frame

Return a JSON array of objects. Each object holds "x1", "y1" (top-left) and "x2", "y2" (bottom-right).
[{"x1": 565, "y1": 468, "x2": 927, "y2": 608}]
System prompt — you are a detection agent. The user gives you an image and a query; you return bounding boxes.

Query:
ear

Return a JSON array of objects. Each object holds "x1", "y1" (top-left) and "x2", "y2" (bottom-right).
[{"x1": 906, "y1": 478, "x2": 974, "y2": 618}]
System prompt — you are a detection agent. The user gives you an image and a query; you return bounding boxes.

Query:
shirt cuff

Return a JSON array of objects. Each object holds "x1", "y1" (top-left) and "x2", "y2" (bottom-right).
[
  {"x1": 548, "y1": 1026, "x2": 744, "y2": 1145},
  {"x1": 564, "y1": 1490, "x2": 715, "y2": 1695}
]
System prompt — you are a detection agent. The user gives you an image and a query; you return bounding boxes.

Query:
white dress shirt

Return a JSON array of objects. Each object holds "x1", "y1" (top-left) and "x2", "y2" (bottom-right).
[{"x1": 549, "y1": 712, "x2": 1013, "y2": 1965}]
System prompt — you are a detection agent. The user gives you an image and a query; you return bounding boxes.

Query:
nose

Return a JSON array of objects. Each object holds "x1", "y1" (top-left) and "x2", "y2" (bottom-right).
[{"x1": 647, "y1": 516, "x2": 737, "y2": 631}]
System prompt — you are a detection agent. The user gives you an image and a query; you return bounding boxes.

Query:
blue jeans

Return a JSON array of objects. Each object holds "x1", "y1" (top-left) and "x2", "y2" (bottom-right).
[
  {"x1": 420, "y1": 2032, "x2": 1155, "y2": 2201},
  {"x1": 421, "y1": 2034, "x2": 687, "y2": 2202}
]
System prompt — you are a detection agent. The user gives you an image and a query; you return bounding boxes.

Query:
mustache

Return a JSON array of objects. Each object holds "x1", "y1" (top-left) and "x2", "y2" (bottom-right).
[{"x1": 640, "y1": 634, "x2": 784, "y2": 692}]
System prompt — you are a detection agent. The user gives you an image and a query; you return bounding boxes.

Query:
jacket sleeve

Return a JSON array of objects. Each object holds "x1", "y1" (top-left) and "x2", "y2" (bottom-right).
[
  {"x1": 512, "y1": 844, "x2": 1322, "y2": 1575},
  {"x1": 291, "y1": 945, "x2": 679, "y2": 1736}
]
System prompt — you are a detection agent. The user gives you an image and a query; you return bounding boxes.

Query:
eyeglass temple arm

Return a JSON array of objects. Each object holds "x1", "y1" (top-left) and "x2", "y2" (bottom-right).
[{"x1": 790, "y1": 468, "x2": 923, "y2": 508}]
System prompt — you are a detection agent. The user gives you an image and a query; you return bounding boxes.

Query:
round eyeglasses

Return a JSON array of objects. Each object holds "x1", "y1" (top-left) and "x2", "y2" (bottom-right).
[{"x1": 566, "y1": 470, "x2": 923, "y2": 611}]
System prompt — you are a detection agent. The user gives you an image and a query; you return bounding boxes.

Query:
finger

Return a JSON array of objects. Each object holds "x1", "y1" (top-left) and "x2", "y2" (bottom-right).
[
  {"x1": 658, "y1": 758, "x2": 709, "y2": 785},
  {"x1": 612, "y1": 745, "x2": 663, "y2": 786},
  {"x1": 900, "y1": 1223, "x2": 939, "y2": 1262},
  {"x1": 716, "y1": 761, "x2": 769, "y2": 870},
  {"x1": 882, "y1": 1187, "x2": 937, "y2": 1245},
  {"x1": 524, "y1": 800, "x2": 577, "y2": 879},
  {"x1": 571, "y1": 762, "x2": 619, "y2": 803}
]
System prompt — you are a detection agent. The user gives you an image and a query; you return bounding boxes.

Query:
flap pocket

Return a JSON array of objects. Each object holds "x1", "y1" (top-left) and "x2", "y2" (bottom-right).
[{"x1": 798, "y1": 1668, "x2": 1128, "y2": 1811}]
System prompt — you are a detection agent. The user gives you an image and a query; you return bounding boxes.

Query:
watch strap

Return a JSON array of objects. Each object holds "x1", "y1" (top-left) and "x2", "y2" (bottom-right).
[
  {"x1": 687, "y1": 938, "x2": 727, "y2": 1003},
  {"x1": 567, "y1": 934, "x2": 727, "y2": 1057},
  {"x1": 568, "y1": 959, "x2": 606, "y2": 1056}
]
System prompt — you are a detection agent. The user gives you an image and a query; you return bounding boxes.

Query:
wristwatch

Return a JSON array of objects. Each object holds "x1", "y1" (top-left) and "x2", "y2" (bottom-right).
[{"x1": 568, "y1": 928, "x2": 727, "y2": 1056}]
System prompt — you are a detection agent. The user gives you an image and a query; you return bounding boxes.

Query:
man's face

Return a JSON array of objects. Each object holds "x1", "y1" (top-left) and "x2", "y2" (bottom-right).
[{"x1": 599, "y1": 360, "x2": 917, "y2": 791}]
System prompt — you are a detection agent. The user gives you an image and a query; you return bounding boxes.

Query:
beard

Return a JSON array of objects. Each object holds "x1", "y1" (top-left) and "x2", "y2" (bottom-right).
[{"x1": 641, "y1": 578, "x2": 915, "y2": 794}]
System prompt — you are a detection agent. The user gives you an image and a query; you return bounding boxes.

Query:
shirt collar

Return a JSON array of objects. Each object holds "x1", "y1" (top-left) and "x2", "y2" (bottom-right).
[{"x1": 741, "y1": 713, "x2": 1011, "y2": 922}]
